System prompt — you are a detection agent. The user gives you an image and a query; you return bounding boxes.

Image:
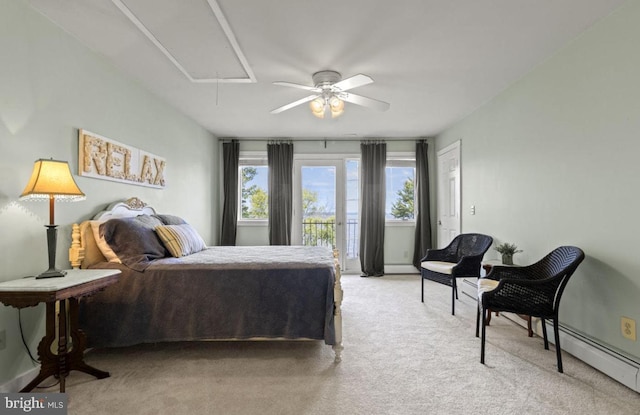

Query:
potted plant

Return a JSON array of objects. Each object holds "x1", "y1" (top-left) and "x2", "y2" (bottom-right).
[{"x1": 494, "y1": 242, "x2": 522, "y2": 265}]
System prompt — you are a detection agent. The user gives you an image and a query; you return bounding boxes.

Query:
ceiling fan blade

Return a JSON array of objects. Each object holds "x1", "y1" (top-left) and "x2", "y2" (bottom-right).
[
  {"x1": 273, "y1": 81, "x2": 321, "y2": 93},
  {"x1": 271, "y1": 94, "x2": 319, "y2": 114},
  {"x1": 341, "y1": 92, "x2": 390, "y2": 112},
  {"x1": 332, "y1": 74, "x2": 373, "y2": 91}
]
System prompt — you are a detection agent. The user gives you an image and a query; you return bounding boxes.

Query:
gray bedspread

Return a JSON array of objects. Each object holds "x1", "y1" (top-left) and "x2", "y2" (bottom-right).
[{"x1": 79, "y1": 246, "x2": 336, "y2": 347}]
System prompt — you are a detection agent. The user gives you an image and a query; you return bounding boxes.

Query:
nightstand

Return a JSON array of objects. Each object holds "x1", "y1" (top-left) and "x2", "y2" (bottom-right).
[{"x1": 0, "y1": 269, "x2": 121, "y2": 392}]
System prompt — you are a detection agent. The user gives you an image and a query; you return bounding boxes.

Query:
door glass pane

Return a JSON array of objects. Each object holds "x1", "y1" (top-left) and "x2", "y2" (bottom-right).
[
  {"x1": 346, "y1": 160, "x2": 359, "y2": 259},
  {"x1": 301, "y1": 166, "x2": 336, "y2": 248}
]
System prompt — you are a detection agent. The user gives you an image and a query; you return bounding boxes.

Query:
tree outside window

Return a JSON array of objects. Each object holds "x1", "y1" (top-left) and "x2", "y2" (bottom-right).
[
  {"x1": 385, "y1": 164, "x2": 416, "y2": 221},
  {"x1": 391, "y1": 177, "x2": 414, "y2": 220},
  {"x1": 241, "y1": 165, "x2": 268, "y2": 219}
]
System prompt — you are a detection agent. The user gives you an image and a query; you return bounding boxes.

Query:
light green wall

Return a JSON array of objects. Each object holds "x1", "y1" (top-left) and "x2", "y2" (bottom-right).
[
  {"x1": 436, "y1": 1, "x2": 640, "y2": 359},
  {"x1": 0, "y1": 0, "x2": 217, "y2": 387}
]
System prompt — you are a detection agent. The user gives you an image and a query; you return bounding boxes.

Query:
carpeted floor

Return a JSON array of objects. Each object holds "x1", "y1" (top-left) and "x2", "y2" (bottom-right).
[{"x1": 44, "y1": 274, "x2": 640, "y2": 414}]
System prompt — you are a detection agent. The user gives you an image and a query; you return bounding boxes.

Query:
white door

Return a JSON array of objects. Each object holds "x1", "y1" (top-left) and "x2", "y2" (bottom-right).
[
  {"x1": 292, "y1": 159, "x2": 346, "y2": 267},
  {"x1": 436, "y1": 141, "x2": 461, "y2": 248}
]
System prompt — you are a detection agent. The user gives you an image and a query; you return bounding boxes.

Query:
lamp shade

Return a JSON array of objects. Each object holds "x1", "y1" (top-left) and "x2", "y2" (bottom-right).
[{"x1": 20, "y1": 159, "x2": 85, "y2": 201}]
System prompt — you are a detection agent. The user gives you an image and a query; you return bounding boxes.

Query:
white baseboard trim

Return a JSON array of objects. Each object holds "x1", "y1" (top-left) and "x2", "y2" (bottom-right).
[
  {"x1": 385, "y1": 265, "x2": 419, "y2": 274},
  {"x1": 0, "y1": 367, "x2": 39, "y2": 393},
  {"x1": 460, "y1": 277, "x2": 640, "y2": 392},
  {"x1": 341, "y1": 265, "x2": 419, "y2": 275}
]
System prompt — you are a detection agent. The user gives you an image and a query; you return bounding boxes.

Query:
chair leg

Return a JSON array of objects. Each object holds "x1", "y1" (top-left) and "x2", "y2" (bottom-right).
[
  {"x1": 451, "y1": 284, "x2": 456, "y2": 315},
  {"x1": 475, "y1": 304, "x2": 480, "y2": 337},
  {"x1": 554, "y1": 318, "x2": 563, "y2": 373},
  {"x1": 421, "y1": 276, "x2": 424, "y2": 303},
  {"x1": 480, "y1": 306, "x2": 487, "y2": 364},
  {"x1": 541, "y1": 318, "x2": 549, "y2": 350}
]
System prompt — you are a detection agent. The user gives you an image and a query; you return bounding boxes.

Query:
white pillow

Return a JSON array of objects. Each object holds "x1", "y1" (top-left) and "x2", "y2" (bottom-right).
[{"x1": 89, "y1": 220, "x2": 122, "y2": 263}]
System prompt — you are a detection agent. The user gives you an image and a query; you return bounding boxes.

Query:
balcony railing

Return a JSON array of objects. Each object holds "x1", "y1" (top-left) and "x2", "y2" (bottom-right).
[{"x1": 301, "y1": 219, "x2": 359, "y2": 258}]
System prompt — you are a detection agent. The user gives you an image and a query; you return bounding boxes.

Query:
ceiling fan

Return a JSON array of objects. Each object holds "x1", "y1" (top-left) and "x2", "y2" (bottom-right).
[{"x1": 270, "y1": 70, "x2": 390, "y2": 118}]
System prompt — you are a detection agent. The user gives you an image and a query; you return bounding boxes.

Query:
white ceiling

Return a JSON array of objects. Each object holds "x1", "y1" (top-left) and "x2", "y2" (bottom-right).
[{"x1": 27, "y1": 0, "x2": 626, "y2": 139}]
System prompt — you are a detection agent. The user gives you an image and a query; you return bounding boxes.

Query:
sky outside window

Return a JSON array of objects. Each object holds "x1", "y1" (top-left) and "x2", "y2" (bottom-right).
[{"x1": 301, "y1": 166, "x2": 336, "y2": 217}]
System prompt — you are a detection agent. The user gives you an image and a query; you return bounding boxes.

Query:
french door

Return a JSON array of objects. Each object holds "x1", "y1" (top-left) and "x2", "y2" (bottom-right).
[{"x1": 292, "y1": 158, "x2": 360, "y2": 272}]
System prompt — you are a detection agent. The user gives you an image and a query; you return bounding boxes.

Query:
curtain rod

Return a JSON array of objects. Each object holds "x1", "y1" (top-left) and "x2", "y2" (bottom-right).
[{"x1": 219, "y1": 138, "x2": 430, "y2": 143}]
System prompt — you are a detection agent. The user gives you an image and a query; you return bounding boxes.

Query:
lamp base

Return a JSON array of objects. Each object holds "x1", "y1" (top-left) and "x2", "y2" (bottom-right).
[
  {"x1": 37, "y1": 224, "x2": 66, "y2": 279},
  {"x1": 36, "y1": 268, "x2": 67, "y2": 279}
]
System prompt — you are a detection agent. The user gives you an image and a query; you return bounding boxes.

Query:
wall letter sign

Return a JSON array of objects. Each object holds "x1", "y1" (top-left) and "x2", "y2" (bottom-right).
[{"x1": 78, "y1": 129, "x2": 166, "y2": 189}]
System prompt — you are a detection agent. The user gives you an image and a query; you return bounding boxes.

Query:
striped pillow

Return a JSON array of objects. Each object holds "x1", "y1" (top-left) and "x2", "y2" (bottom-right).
[{"x1": 155, "y1": 224, "x2": 206, "y2": 257}]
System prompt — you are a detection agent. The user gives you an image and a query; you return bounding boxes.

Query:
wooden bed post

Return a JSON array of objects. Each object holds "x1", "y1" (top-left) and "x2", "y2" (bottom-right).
[
  {"x1": 333, "y1": 250, "x2": 344, "y2": 363},
  {"x1": 69, "y1": 223, "x2": 84, "y2": 269}
]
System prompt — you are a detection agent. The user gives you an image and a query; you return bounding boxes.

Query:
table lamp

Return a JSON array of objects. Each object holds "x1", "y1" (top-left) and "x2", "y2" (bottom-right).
[{"x1": 20, "y1": 158, "x2": 86, "y2": 279}]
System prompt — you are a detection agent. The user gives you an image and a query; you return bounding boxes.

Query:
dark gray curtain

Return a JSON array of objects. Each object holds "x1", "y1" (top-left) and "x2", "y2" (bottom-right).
[
  {"x1": 413, "y1": 140, "x2": 432, "y2": 268},
  {"x1": 360, "y1": 141, "x2": 386, "y2": 276},
  {"x1": 268, "y1": 141, "x2": 293, "y2": 245},
  {"x1": 220, "y1": 140, "x2": 239, "y2": 245}
]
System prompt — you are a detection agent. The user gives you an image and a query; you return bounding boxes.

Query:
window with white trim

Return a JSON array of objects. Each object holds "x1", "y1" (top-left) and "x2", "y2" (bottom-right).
[
  {"x1": 239, "y1": 158, "x2": 268, "y2": 221},
  {"x1": 385, "y1": 159, "x2": 416, "y2": 222}
]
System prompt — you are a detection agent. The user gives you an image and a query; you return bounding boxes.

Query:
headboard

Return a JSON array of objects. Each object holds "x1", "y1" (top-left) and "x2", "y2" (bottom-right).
[{"x1": 69, "y1": 197, "x2": 157, "y2": 269}]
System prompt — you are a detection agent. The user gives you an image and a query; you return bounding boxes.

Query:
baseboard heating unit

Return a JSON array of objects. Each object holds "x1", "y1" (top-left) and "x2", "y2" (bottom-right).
[{"x1": 545, "y1": 322, "x2": 639, "y2": 392}]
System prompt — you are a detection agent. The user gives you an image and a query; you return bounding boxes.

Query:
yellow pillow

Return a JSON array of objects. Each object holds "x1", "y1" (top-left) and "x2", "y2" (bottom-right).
[
  {"x1": 89, "y1": 220, "x2": 122, "y2": 263},
  {"x1": 155, "y1": 224, "x2": 206, "y2": 257}
]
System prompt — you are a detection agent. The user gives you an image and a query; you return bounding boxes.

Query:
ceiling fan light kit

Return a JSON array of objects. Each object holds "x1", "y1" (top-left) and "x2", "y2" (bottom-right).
[
  {"x1": 310, "y1": 94, "x2": 345, "y2": 119},
  {"x1": 271, "y1": 70, "x2": 390, "y2": 118}
]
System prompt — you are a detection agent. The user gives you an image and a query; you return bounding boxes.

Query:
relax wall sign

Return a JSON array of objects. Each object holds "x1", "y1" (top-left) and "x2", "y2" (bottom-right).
[{"x1": 78, "y1": 129, "x2": 166, "y2": 189}]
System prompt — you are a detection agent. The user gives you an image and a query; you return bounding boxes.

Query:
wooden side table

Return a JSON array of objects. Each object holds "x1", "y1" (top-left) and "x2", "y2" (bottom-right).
[
  {"x1": 481, "y1": 261, "x2": 533, "y2": 337},
  {"x1": 0, "y1": 269, "x2": 121, "y2": 392}
]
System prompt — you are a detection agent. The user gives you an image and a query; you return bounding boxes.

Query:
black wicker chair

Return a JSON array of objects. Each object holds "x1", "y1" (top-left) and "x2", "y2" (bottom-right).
[
  {"x1": 475, "y1": 246, "x2": 585, "y2": 373},
  {"x1": 420, "y1": 233, "x2": 493, "y2": 315}
]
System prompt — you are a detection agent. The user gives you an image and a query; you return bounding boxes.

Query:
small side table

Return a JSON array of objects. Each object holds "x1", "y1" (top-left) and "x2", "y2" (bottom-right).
[
  {"x1": 481, "y1": 261, "x2": 533, "y2": 337},
  {"x1": 0, "y1": 269, "x2": 121, "y2": 392}
]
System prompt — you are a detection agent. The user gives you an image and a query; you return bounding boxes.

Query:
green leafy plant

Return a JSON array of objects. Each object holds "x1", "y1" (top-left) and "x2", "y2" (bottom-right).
[{"x1": 494, "y1": 242, "x2": 523, "y2": 255}]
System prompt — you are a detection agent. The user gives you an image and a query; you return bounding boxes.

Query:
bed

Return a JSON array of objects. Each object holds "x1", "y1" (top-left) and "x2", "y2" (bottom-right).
[{"x1": 68, "y1": 198, "x2": 343, "y2": 362}]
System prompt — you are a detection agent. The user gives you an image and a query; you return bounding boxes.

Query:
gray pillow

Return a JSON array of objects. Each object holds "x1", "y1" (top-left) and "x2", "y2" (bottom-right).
[{"x1": 100, "y1": 215, "x2": 168, "y2": 271}]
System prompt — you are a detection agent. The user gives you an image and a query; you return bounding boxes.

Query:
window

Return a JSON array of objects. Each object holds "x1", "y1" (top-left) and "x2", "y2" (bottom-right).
[
  {"x1": 239, "y1": 159, "x2": 268, "y2": 221},
  {"x1": 385, "y1": 159, "x2": 416, "y2": 221}
]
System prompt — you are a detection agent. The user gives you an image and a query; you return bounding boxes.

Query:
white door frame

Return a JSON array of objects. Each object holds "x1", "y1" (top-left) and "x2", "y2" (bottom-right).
[{"x1": 436, "y1": 140, "x2": 461, "y2": 248}]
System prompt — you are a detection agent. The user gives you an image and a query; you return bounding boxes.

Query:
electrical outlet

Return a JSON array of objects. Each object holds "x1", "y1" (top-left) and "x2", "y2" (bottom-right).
[
  {"x1": 0, "y1": 329, "x2": 6, "y2": 350},
  {"x1": 621, "y1": 317, "x2": 637, "y2": 341}
]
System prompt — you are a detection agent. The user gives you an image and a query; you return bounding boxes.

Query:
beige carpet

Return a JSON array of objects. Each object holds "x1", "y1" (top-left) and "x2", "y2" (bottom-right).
[{"x1": 44, "y1": 274, "x2": 639, "y2": 414}]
